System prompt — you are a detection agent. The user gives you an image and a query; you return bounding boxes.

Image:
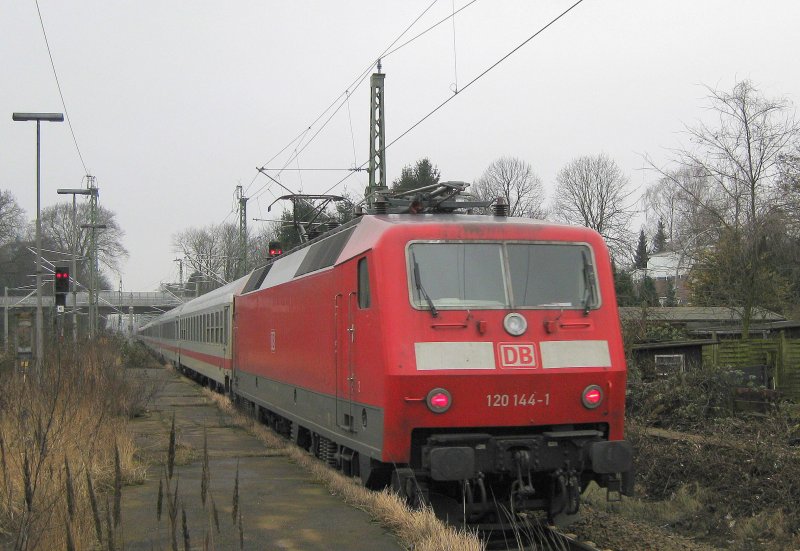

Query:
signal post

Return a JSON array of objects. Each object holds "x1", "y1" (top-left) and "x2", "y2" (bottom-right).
[{"x1": 54, "y1": 266, "x2": 69, "y2": 342}]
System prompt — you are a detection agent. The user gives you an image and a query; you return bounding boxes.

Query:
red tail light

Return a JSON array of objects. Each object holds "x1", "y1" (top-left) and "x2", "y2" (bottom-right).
[
  {"x1": 582, "y1": 385, "x2": 603, "y2": 409},
  {"x1": 426, "y1": 388, "x2": 452, "y2": 413}
]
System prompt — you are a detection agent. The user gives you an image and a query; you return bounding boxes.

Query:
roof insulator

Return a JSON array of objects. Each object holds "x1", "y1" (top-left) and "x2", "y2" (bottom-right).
[
  {"x1": 493, "y1": 196, "x2": 509, "y2": 217},
  {"x1": 408, "y1": 193, "x2": 424, "y2": 214}
]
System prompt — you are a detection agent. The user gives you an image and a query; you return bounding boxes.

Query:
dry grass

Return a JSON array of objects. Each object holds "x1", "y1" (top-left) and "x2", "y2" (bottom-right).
[
  {"x1": 204, "y1": 390, "x2": 484, "y2": 551},
  {"x1": 583, "y1": 481, "x2": 705, "y2": 529},
  {"x1": 0, "y1": 338, "x2": 153, "y2": 550}
]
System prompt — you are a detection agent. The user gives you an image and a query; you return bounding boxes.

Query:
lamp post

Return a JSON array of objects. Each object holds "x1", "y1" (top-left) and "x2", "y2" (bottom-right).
[
  {"x1": 57, "y1": 187, "x2": 95, "y2": 345},
  {"x1": 13, "y1": 112, "x2": 64, "y2": 371}
]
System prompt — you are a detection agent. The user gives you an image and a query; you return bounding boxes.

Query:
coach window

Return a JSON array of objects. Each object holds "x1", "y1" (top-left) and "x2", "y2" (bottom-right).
[{"x1": 358, "y1": 258, "x2": 371, "y2": 309}]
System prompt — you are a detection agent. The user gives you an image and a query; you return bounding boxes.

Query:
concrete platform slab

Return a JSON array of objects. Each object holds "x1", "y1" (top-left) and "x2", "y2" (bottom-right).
[{"x1": 122, "y1": 366, "x2": 402, "y2": 550}]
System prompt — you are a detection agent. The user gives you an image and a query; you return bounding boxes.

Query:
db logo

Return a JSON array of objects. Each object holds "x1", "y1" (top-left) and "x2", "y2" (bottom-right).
[{"x1": 497, "y1": 343, "x2": 537, "y2": 369}]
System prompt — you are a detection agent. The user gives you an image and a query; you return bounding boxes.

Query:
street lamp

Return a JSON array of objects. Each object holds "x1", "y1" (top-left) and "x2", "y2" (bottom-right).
[
  {"x1": 13, "y1": 112, "x2": 64, "y2": 371},
  {"x1": 57, "y1": 187, "x2": 96, "y2": 345}
]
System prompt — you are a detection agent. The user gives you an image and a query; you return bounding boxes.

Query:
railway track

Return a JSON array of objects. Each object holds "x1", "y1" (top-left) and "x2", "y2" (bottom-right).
[{"x1": 481, "y1": 525, "x2": 601, "y2": 551}]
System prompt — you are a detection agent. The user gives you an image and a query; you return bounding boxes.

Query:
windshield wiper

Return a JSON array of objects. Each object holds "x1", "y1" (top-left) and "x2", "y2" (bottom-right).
[
  {"x1": 581, "y1": 250, "x2": 596, "y2": 316},
  {"x1": 411, "y1": 251, "x2": 438, "y2": 318}
]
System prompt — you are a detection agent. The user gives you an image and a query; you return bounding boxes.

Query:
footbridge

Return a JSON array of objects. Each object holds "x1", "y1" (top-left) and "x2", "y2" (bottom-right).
[{"x1": 1, "y1": 290, "x2": 185, "y2": 315}]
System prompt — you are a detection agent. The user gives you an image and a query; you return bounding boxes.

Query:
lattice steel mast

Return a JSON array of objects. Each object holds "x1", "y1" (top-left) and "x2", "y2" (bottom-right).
[{"x1": 365, "y1": 61, "x2": 387, "y2": 209}]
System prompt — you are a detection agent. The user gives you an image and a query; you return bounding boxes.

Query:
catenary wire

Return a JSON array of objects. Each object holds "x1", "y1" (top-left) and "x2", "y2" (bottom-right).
[
  {"x1": 251, "y1": 0, "x2": 478, "y2": 204},
  {"x1": 245, "y1": 0, "x2": 444, "y2": 203},
  {"x1": 239, "y1": 1, "x2": 484, "y2": 225},
  {"x1": 322, "y1": 0, "x2": 587, "y2": 196},
  {"x1": 385, "y1": 0, "x2": 586, "y2": 151},
  {"x1": 35, "y1": 0, "x2": 89, "y2": 175},
  {"x1": 451, "y1": 0, "x2": 459, "y2": 93},
  {"x1": 381, "y1": 0, "x2": 478, "y2": 60},
  {"x1": 346, "y1": 90, "x2": 359, "y2": 170}
]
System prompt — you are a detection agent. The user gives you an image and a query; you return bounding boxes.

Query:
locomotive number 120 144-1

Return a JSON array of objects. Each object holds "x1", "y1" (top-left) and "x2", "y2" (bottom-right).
[{"x1": 486, "y1": 393, "x2": 550, "y2": 407}]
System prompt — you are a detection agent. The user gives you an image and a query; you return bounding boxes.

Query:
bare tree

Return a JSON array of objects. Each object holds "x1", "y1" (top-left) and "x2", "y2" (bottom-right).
[
  {"x1": 249, "y1": 223, "x2": 281, "y2": 267},
  {"x1": 217, "y1": 222, "x2": 242, "y2": 282},
  {"x1": 173, "y1": 192, "x2": 358, "y2": 295},
  {"x1": 0, "y1": 190, "x2": 25, "y2": 245},
  {"x1": 40, "y1": 202, "x2": 128, "y2": 279},
  {"x1": 173, "y1": 222, "x2": 266, "y2": 293},
  {"x1": 643, "y1": 166, "x2": 721, "y2": 254},
  {"x1": 678, "y1": 82, "x2": 796, "y2": 230},
  {"x1": 551, "y1": 153, "x2": 635, "y2": 259},
  {"x1": 472, "y1": 157, "x2": 545, "y2": 218},
  {"x1": 172, "y1": 226, "x2": 224, "y2": 293},
  {"x1": 648, "y1": 80, "x2": 799, "y2": 336}
]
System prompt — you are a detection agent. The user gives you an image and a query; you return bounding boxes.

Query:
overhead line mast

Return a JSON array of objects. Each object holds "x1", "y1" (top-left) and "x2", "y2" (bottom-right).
[
  {"x1": 360, "y1": 63, "x2": 492, "y2": 217},
  {"x1": 237, "y1": 185, "x2": 248, "y2": 277},
  {"x1": 365, "y1": 61, "x2": 387, "y2": 209}
]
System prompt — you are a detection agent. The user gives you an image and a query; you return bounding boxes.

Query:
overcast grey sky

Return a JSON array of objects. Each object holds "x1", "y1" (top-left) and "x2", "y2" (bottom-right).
[{"x1": 2, "y1": 1, "x2": 798, "y2": 290}]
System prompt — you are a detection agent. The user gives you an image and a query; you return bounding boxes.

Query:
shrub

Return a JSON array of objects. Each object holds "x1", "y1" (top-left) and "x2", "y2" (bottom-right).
[
  {"x1": 626, "y1": 367, "x2": 739, "y2": 430},
  {"x1": 0, "y1": 336, "x2": 149, "y2": 550}
]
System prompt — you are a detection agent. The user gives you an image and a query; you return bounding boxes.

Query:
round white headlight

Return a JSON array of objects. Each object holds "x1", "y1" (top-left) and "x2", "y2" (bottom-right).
[{"x1": 503, "y1": 312, "x2": 528, "y2": 336}]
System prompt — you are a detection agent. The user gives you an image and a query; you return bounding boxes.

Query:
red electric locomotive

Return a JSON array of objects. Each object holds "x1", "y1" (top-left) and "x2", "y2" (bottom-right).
[{"x1": 141, "y1": 185, "x2": 633, "y2": 525}]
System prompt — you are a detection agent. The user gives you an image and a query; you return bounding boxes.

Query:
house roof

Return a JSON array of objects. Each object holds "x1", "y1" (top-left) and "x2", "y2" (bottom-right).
[
  {"x1": 690, "y1": 320, "x2": 800, "y2": 337},
  {"x1": 618, "y1": 306, "x2": 785, "y2": 324},
  {"x1": 630, "y1": 339, "x2": 719, "y2": 351}
]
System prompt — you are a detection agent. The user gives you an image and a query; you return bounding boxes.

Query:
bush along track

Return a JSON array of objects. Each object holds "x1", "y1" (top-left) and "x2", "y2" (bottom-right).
[
  {"x1": 0, "y1": 337, "x2": 155, "y2": 550},
  {"x1": 616, "y1": 368, "x2": 800, "y2": 550}
]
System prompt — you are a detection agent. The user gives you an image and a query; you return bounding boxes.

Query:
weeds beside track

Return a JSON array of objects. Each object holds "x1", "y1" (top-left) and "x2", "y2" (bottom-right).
[{"x1": 0, "y1": 338, "x2": 155, "y2": 550}]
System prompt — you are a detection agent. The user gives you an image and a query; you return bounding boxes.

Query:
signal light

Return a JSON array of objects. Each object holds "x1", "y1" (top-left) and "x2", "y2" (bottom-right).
[
  {"x1": 54, "y1": 266, "x2": 69, "y2": 307},
  {"x1": 268, "y1": 241, "x2": 283, "y2": 257},
  {"x1": 54, "y1": 267, "x2": 69, "y2": 294},
  {"x1": 426, "y1": 388, "x2": 452, "y2": 413},
  {"x1": 582, "y1": 385, "x2": 603, "y2": 409}
]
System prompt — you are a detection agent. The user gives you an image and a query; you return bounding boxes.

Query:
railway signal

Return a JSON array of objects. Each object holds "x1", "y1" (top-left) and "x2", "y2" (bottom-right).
[
  {"x1": 268, "y1": 241, "x2": 283, "y2": 257},
  {"x1": 54, "y1": 266, "x2": 69, "y2": 307}
]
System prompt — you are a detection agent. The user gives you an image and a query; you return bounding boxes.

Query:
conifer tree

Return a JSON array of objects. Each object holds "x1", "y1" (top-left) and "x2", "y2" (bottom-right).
[
  {"x1": 652, "y1": 219, "x2": 668, "y2": 253},
  {"x1": 634, "y1": 229, "x2": 649, "y2": 269}
]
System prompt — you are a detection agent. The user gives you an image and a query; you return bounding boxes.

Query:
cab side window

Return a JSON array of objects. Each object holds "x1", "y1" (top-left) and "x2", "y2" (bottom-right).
[{"x1": 358, "y1": 258, "x2": 371, "y2": 309}]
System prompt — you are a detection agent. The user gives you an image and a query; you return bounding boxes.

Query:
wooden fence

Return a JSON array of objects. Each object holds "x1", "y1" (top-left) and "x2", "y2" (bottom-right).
[{"x1": 702, "y1": 332, "x2": 800, "y2": 400}]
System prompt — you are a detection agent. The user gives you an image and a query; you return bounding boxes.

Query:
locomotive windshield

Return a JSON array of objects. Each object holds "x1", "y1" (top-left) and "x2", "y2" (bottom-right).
[{"x1": 407, "y1": 242, "x2": 599, "y2": 310}]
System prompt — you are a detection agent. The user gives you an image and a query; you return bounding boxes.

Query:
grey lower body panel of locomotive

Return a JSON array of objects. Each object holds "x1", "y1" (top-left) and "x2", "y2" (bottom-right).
[{"x1": 233, "y1": 370, "x2": 385, "y2": 461}]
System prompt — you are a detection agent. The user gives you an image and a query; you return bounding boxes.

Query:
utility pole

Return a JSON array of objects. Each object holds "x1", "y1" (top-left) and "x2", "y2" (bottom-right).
[
  {"x1": 3, "y1": 286, "x2": 7, "y2": 353},
  {"x1": 117, "y1": 278, "x2": 122, "y2": 332},
  {"x1": 128, "y1": 306, "x2": 134, "y2": 340},
  {"x1": 365, "y1": 61, "x2": 387, "y2": 209},
  {"x1": 236, "y1": 185, "x2": 248, "y2": 277},
  {"x1": 81, "y1": 176, "x2": 106, "y2": 337},
  {"x1": 88, "y1": 175, "x2": 97, "y2": 336},
  {"x1": 174, "y1": 258, "x2": 183, "y2": 296}
]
